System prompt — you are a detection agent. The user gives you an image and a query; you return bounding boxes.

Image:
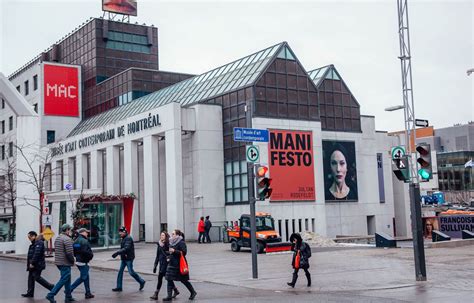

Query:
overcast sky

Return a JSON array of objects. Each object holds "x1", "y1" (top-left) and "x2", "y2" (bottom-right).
[{"x1": 1, "y1": 0, "x2": 472, "y2": 132}]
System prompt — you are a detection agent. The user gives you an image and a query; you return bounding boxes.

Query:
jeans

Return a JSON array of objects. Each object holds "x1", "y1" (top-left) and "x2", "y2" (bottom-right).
[
  {"x1": 27, "y1": 269, "x2": 54, "y2": 295},
  {"x1": 71, "y1": 265, "x2": 91, "y2": 295},
  {"x1": 204, "y1": 230, "x2": 211, "y2": 243},
  {"x1": 47, "y1": 266, "x2": 72, "y2": 299},
  {"x1": 116, "y1": 260, "x2": 145, "y2": 289}
]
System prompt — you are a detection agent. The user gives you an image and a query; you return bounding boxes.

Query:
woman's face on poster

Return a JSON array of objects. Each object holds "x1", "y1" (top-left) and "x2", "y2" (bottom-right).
[{"x1": 330, "y1": 150, "x2": 347, "y2": 185}]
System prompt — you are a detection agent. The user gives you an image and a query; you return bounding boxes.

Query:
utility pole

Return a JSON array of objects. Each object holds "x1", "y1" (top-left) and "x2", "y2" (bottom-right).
[{"x1": 397, "y1": 0, "x2": 426, "y2": 281}]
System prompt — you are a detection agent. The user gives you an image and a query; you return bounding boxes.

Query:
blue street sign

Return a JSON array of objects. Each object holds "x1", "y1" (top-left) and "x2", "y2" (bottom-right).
[
  {"x1": 233, "y1": 127, "x2": 269, "y2": 142},
  {"x1": 65, "y1": 183, "x2": 72, "y2": 191}
]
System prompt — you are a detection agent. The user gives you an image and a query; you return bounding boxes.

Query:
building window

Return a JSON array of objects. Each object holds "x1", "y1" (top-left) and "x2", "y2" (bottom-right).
[
  {"x1": 34, "y1": 104, "x2": 38, "y2": 113},
  {"x1": 8, "y1": 142, "x2": 13, "y2": 157},
  {"x1": 1, "y1": 145, "x2": 4, "y2": 160},
  {"x1": 1, "y1": 121, "x2": 4, "y2": 134},
  {"x1": 33, "y1": 75, "x2": 38, "y2": 90},
  {"x1": 47, "y1": 130, "x2": 55, "y2": 144},
  {"x1": 24, "y1": 80, "x2": 29, "y2": 96},
  {"x1": 225, "y1": 160, "x2": 249, "y2": 203},
  {"x1": 9, "y1": 116, "x2": 13, "y2": 131},
  {"x1": 106, "y1": 31, "x2": 151, "y2": 54},
  {"x1": 59, "y1": 201, "x2": 67, "y2": 227},
  {"x1": 16, "y1": 86, "x2": 20, "y2": 93},
  {"x1": 1, "y1": 98, "x2": 4, "y2": 109}
]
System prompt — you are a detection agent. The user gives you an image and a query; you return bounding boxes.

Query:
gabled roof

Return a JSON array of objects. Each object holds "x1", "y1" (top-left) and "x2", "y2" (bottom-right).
[
  {"x1": 69, "y1": 42, "x2": 285, "y2": 137},
  {"x1": 307, "y1": 64, "x2": 341, "y2": 88}
]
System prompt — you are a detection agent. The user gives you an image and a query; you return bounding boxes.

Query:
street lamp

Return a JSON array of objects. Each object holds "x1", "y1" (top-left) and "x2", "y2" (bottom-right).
[{"x1": 384, "y1": 105, "x2": 405, "y2": 112}]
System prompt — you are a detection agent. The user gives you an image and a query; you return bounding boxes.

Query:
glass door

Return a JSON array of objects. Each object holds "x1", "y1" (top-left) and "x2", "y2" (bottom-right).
[
  {"x1": 107, "y1": 203, "x2": 122, "y2": 247},
  {"x1": 79, "y1": 202, "x2": 122, "y2": 248}
]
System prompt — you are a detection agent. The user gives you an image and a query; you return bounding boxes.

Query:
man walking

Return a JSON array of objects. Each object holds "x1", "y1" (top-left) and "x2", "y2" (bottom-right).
[
  {"x1": 21, "y1": 231, "x2": 54, "y2": 298},
  {"x1": 112, "y1": 226, "x2": 145, "y2": 291},
  {"x1": 204, "y1": 216, "x2": 212, "y2": 243},
  {"x1": 70, "y1": 228, "x2": 94, "y2": 299},
  {"x1": 46, "y1": 224, "x2": 75, "y2": 303}
]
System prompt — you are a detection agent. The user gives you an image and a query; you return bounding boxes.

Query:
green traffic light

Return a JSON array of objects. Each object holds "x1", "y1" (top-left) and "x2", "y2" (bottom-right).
[{"x1": 418, "y1": 168, "x2": 431, "y2": 180}]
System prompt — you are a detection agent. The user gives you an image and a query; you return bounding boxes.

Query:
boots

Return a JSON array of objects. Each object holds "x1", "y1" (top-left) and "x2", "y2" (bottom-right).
[
  {"x1": 287, "y1": 272, "x2": 298, "y2": 288},
  {"x1": 172, "y1": 288, "x2": 180, "y2": 298},
  {"x1": 149, "y1": 290, "x2": 159, "y2": 300},
  {"x1": 162, "y1": 288, "x2": 173, "y2": 301},
  {"x1": 305, "y1": 272, "x2": 311, "y2": 287}
]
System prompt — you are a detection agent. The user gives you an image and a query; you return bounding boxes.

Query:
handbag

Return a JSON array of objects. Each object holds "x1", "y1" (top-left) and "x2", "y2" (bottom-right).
[
  {"x1": 179, "y1": 252, "x2": 189, "y2": 275},
  {"x1": 294, "y1": 250, "x2": 301, "y2": 269}
]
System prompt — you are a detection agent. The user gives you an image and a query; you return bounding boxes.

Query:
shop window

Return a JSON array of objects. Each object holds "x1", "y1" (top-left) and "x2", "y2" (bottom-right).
[{"x1": 59, "y1": 201, "x2": 67, "y2": 227}]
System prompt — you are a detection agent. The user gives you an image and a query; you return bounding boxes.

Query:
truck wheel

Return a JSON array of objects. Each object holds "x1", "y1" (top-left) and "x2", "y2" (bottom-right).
[
  {"x1": 231, "y1": 241, "x2": 241, "y2": 252},
  {"x1": 257, "y1": 241, "x2": 265, "y2": 254}
]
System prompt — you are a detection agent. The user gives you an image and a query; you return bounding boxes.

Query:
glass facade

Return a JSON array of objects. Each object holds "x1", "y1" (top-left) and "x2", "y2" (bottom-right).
[
  {"x1": 77, "y1": 202, "x2": 122, "y2": 248},
  {"x1": 437, "y1": 151, "x2": 474, "y2": 191}
]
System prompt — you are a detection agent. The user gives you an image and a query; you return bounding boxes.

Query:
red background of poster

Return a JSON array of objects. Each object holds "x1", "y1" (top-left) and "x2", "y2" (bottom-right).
[
  {"x1": 268, "y1": 130, "x2": 315, "y2": 201},
  {"x1": 43, "y1": 64, "x2": 80, "y2": 117}
]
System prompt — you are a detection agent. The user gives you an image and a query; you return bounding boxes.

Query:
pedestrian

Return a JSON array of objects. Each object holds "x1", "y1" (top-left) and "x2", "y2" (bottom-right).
[
  {"x1": 111, "y1": 226, "x2": 146, "y2": 292},
  {"x1": 204, "y1": 216, "x2": 212, "y2": 243},
  {"x1": 21, "y1": 231, "x2": 54, "y2": 298},
  {"x1": 46, "y1": 224, "x2": 76, "y2": 303},
  {"x1": 197, "y1": 217, "x2": 205, "y2": 243},
  {"x1": 70, "y1": 228, "x2": 94, "y2": 299},
  {"x1": 163, "y1": 229, "x2": 197, "y2": 301},
  {"x1": 150, "y1": 231, "x2": 179, "y2": 300},
  {"x1": 287, "y1": 233, "x2": 312, "y2": 288}
]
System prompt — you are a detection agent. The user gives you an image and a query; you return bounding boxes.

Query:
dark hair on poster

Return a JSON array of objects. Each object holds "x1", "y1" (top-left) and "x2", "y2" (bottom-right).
[{"x1": 322, "y1": 140, "x2": 358, "y2": 202}]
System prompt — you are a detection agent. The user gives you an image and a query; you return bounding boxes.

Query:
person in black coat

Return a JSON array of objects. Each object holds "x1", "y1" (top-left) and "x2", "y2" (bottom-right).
[
  {"x1": 21, "y1": 231, "x2": 54, "y2": 298},
  {"x1": 287, "y1": 233, "x2": 312, "y2": 288},
  {"x1": 163, "y1": 229, "x2": 197, "y2": 301},
  {"x1": 111, "y1": 226, "x2": 145, "y2": 291},
  {"x1": 70, "y1": 228, "x2": 94, "y2": 299},
  {"x1": 204, "y1": 216, "x2": 212, "y2": 243},
  {"x1": 150, "y1": 231, "x2": 179, "y2": 300}
]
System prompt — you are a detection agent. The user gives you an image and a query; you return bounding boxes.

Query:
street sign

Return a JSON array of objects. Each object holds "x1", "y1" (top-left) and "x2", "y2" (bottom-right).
[
  {"x1": 233, "y1": 127, "x2": 269, "y2": 142},
  {"x1": 43, "y1": 227, "x2": 55, "y2": 241},
  {"x1": 415, "y1": 119, "x2": 429, "y2": 128},
  {"x1": 65, "y1": 183, "x2": 72, "y2": 191},
  {"x1": 391, "y1": 146, "x2": 406, "y2": 160},
  {"x1": 246, "y1": 145, "x2": 260, "y2": 163},
  {"x1": 42, "y1": 206, "x2": 50, "y2": 215},
  {"x1": 42, "y1": 215, "x2": 53, "y2": 226}
]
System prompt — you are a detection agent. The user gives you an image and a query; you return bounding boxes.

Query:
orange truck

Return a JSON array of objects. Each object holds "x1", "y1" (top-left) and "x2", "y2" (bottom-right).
[{"x1": 227, "y1": 212, "x2": 292, "y2": 253}]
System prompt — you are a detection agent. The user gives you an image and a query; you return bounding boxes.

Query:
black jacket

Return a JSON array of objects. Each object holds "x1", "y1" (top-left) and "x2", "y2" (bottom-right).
[
  {"x1": 73, "y1": 235, "x2": 94, "y2": 264},
  {"x1": 291, "y1": 242, "x2": 311, "y2": 269},
  {"x1": 27, "y1": 237, "x2": 46, "y2": 271},
  {"x1": 165, "y1": 239, "x2": 189, "y2": 281},
  {"x1": 204, "y1": 219, "x2": 212, "y2": 232},
  {"x1": 115, "y1": 235, "x2": 135, "y2": 261},
  {"x1": 154, "y1": 242, "x2": 170, "y2": 274}
]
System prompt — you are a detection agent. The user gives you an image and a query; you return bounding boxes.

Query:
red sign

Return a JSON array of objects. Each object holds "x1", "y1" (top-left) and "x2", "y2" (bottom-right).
[
  {"x1": 43, "y1": 64, "x2": 80, "y2": 117},
  {"x1": 268, "y1": 130, "x2": 315, "y2": 201},
  {"x1": 102, "y1": 0, "x2": 138, "y2": 16}
]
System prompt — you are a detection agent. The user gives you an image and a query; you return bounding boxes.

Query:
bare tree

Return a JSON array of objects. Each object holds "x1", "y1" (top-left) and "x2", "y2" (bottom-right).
[{"x1": 0, "y1": 147, "x2": 17, "y2": 241}]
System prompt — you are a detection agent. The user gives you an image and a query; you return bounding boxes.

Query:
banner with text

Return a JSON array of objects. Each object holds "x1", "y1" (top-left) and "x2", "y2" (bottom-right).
[
  {"x1": 43, "y1": 63, "x2": 80, "y2": 117},
  {"x1": 268, "y1": 130, "x2": 315, "y2": 201},
  {"x1": 439, "y1": 215, "x2": 474, "y2": 238}
]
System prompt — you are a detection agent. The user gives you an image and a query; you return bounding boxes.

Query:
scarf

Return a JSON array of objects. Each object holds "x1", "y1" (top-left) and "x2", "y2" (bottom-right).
[{"x1": 169, "y1": 235, "x2": 183, "y2": 247}]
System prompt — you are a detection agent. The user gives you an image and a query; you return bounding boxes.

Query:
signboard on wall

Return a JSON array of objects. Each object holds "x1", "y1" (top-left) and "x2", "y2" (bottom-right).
[
  {"x1": 268, "y1": 130, "x2": 315, "y2": 201},
  {"x1": 43, "y1": 63, "x2": 80, "y2": 117},
  {"x1": 439, "y1": 215, "x2": 474, "y2": 238},
  {"x1": 322, "y1": 140, "x2": 358, "y2": 202},
  {"x1": 102, "y1": 0, "x2": 138, "y2": 16}
]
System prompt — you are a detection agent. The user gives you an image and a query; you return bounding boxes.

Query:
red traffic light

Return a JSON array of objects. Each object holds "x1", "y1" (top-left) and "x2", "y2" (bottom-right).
[
  {"x1": 416, "y1": 145, "x2": 429, "y2": 156},
  {"x1": 256, "y1": 166, "x2": 268, "y2": 177},
  {"x1": 258, "y1": 177, "x2": 272, "y2": 187}
]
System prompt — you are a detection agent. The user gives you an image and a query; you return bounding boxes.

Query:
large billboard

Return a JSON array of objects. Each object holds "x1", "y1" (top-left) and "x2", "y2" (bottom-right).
[
  {"x1": 102, "y1": 0, "x2": 138, "y2": 16},
  {"x1": 439, "y1": 215, "x2": 474, "y2": 238},
  {"x1": 322, "y1": 140, "x2": 358, "y2": 202},
  {"x1": 268, "y1": 130, "x2": 315, "y2": 201},
  {"x1": 43, "y1": 64, "x2": 80, "y2": 117}
]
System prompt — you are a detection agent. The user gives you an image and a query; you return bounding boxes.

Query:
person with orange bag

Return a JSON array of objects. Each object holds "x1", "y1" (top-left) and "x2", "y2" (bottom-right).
[
  {"x1": 287, "y1": 233, "x2": 312, "y2": 288},
  {"x1": 163, "y1": 229, "x2": 197, "y2": 301},
  {"x1": 197, "y1": 217, "x2": 205, "y2": 243}
]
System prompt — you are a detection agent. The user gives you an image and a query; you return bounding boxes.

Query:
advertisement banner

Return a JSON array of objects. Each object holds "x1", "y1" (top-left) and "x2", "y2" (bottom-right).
[
  {"x1": 423, "y1": 217, "x2": 439, "y2": 239},
  {"x1": 322, "y1": 140, "x2": 358, "y2": 202},
  {"x1": 439, "y1": 215, "x2": 474, "y2": 238},
  {"x1": 268, "y1": 130, "x2": 315, "y2": 201},
  {"x1": 43, "y1": 64, "x2": 80, "y2": 117},
  {"x1": 102, "y1": 0, "x2": 138, "y2": 16}
]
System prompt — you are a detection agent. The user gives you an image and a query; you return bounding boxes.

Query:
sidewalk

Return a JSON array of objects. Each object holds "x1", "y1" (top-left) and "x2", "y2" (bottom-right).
[{"x1": 2, "y1": 241, "x2": 474, "y2": 294}]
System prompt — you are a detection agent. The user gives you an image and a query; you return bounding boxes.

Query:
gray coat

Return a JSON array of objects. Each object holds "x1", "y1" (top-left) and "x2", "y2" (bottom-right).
[{"x1": 54, "y1": 233, "x2": 75, "y2": 266}]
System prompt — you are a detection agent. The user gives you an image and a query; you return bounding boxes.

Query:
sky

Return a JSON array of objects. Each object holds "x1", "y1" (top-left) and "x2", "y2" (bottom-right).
[{"x1": 0, "y1": 0, "x2": 472, "y2": 132}]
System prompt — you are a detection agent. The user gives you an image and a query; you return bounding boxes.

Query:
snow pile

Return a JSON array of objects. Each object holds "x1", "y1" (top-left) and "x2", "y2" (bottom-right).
[{"x1": 300, "y1": 231, "x2": 338, "y2": 247}]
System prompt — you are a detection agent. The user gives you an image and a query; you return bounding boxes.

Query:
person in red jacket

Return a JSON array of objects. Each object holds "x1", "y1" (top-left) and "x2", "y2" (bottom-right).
[{"x1": 197, "y1": 217, "x2": 205, "y2": 243}]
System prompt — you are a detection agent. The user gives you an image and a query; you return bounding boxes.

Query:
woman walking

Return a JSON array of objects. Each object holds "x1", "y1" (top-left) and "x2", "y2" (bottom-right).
[
  {"x1": 163, "y1": 230, "x2": 197, "y2": 301},
  {"x1": 150, "y1": 232, "x2": 179, "y2": 300},
  {"x1": 287, "y1": 233, "x2": 312, "y2": 288}
]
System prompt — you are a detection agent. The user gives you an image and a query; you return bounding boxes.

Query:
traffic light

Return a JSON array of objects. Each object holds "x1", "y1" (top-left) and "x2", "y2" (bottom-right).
[
  {"x1": 256, "y1": 165, "x2": 272, "y2": 201},
  {"x1": 416, "y1": 143, "x2": 432, "y2": 181},
  {"x1": 392, "y1": 155, "x2": 410, "y2": 182}
]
